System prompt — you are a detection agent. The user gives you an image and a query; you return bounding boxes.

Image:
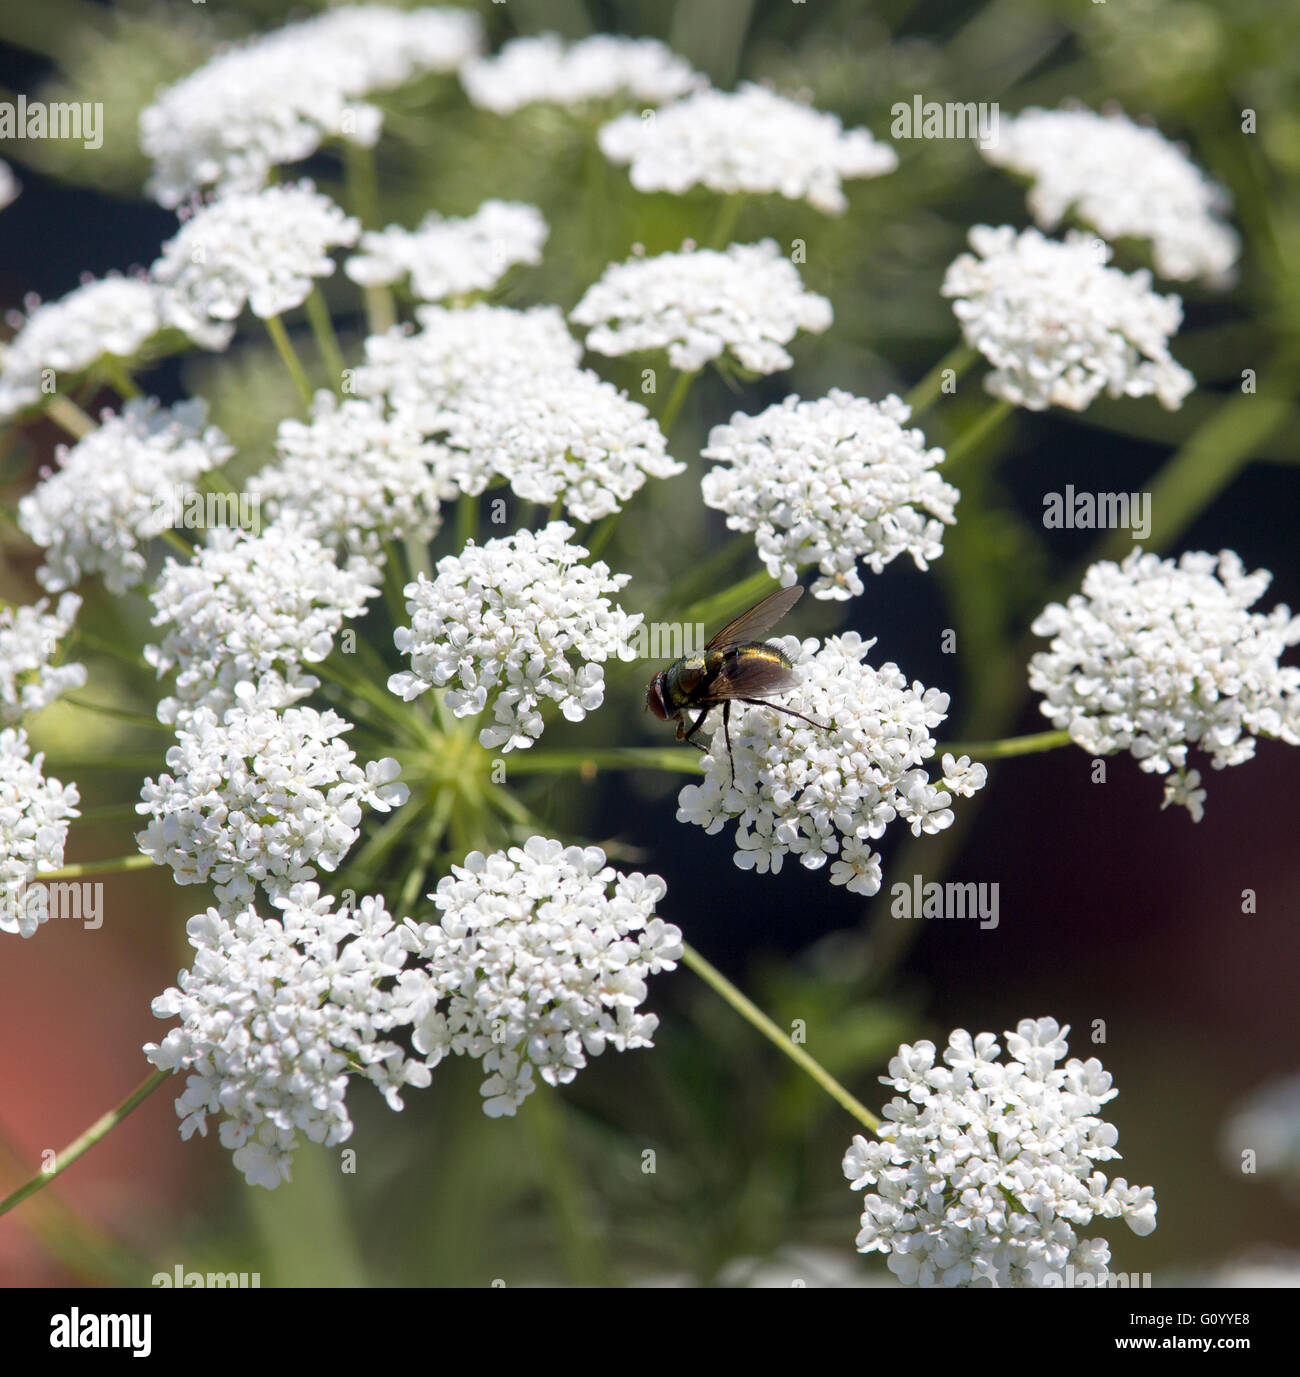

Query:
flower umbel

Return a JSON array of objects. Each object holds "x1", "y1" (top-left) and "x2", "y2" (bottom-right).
[
  {"x1": 18, "y1": 398, "x2": 234, "y2": 596},
  {"x1": 389, "y1": 523, "x2": 641, "y2": 752},
  {"x1": 1029, "y1": 548, "x2": 1300, "y2": 819},
  {"x1": 396, "y1": 836, "x2": 680, "y2": 1117},
  {"x1": 145, "y1": 886, "x2": 431, "y2": 1188},
  {"x1": 0, "y1": 594, "x2": 86, "y2": 726},
  {"x1": 942, "y1": 225, "x2": 1195, "y2": 412},
  {"x1": 701, "y1": 391, "x2": 958, "y2": 598},
  {"x1": 981, "y1": 104, "x2": 1240, "y2": 285},
  {"x1": 571, "y1": 239, "x2": 833, "y2": 376},
  {"x1": 675, "y1": 632, "x2": 986, "y2": 894},
  {"x1": 843, "y1": 1018, "x2": 1157, "y2": 1287},
  {"x1": 598, "y1": 82, "x2": 897, "y2": 213},
  {"x1": 136, "y1": 702, "x2": 408, "y2": 912}
]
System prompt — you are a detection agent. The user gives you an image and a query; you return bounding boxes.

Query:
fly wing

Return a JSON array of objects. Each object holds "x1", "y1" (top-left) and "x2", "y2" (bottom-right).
[
  {"x1": 707, "y1": 651, "x2": 801, "y2": 701},
  {"x1": 706, "y1": 585, "x2": 804, "y2": 651}
]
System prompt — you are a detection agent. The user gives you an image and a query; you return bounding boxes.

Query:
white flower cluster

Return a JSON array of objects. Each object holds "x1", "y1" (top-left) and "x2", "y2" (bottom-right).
[
  {"x1": 436, "y1": 366, "x2": 683, "y2": 522},
  {"x1": 571, "y1": 240, "x2": 833, "y2": 375},
  {"x1": 1029, "y1": 549, "x2": 1300, "y2": 820},
  {"x1": 982, "y1": 105, "x2": 1240, "y2": 285},
  {"x1": 354, "y1": 303, "x2": 583, "y2": 438},
  {"x1": 701, "y1": 391, "x2": 958, "y2": 598},
  {"x1": 390, "y1": 524, "x2": 641, "y2": 751},
  {"x1": 675, "y1": 633, "x2": 986, "y2": 894},
  {"x1": 249, "y1": 392, "x2": 450, "y2": 558},
  {"x1": 136, "y1": 703, "x2": 408, "y2": 911},
  {"x1": 345, "y1": 200, "x2": 548, "y2": 301},
  {"x1": 0, "y1": 276, "x2": 167, "y2": 423},
  {"x1": 153, "y1": 182, "x2": 360, "y2": 332},
  {"x1": 461, "y1": 33, "x2": 703, "y2": 113},
  {"x1": 354, "y1": 304, "x2": 681, "y2": 520},
  {"x1": 843, "y1": 1018, "x2": 1157, "y2": 1287},
  {"x1": 0, "y1": 594, "x2": 86, "y2": 725},
  {"x1": 18, "y1": 398, "x2": 234, "y2": 596},
  {"x1": 0, "y1": 728, "x2": 80, "y2": 938},
  {"x1": 145, "y1": 518, "x2": 379, "y2": 727},
  {"x1": 396, "y1": 837, "x2": 680, "y2": 1117},
  {"x1": 942, "y1": 226, "x2": 1195, "y2": 412},
  {"x1": 599, "y1": 82, "x2": 897, "y2": 214},
  {"x1": 145, "y1": 886, "x2": 430, "y2": 1188},
  {"x1": 140, "y1": 4, "x2": 483, "y2": 206}
]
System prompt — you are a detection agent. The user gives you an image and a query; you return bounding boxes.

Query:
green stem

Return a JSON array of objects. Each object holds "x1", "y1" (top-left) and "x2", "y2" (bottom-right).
[
  {"x1": 658, "y1": 368, "x2": 696, "y2": 434},
  {"x1": 706, "y1": 193, "x2": 744, "y2": 250},
  {"x1": 0, "y1": 1070, "x2": 168, "y2": 1217},
  {"x1": 157, "y1": 527, "x2": 193, "y2": 558},
  {"x1": 102, "y1": 357, "x2": 142, "y2": 401},
  {"x1": 904, "y1": 342, "x2": 978, "y2": 415},
  {"x1": 938, "y1": 728, "x2": 1071, "y2": 760},
  {"x1": 44, "y1": 395, "x2": 96, "y2": 439},
  {"x1": 676, "y1": 568, "x2": 778, "y2": 637},
  {"x1": 942, "y1": 398, "x2": 1014, "y2": 476},
  {"x1": 398, "y1": 788, "x2": 453, "y2": 914},
  {"x1": 681, "y1": 942, "x2": 880, "y2": 1133},
  {"x1": 503, "y1": 746, "x2": 704, "y2": 776},
  {"x1": 456, "y1": 492, "x2": 478, "y2": 549},
  {"x1": 36, "y1": 854, "x2": 155, "y2": 880},
  {"x1": 526, "y1": 1084, "x2": 607, "y2": 1286},
  {"x1": 305, "y1": 287, "x2": 346, "y2": 388},
  {"x1": 60, "y1": 695, "x2": 167, "y2": 731},
  {"x1": 264, "y1": 315, "x2": 313, "y2": 408},
  {"x1": 584, "y1": 513, "x2": 619, "y2": 560}
]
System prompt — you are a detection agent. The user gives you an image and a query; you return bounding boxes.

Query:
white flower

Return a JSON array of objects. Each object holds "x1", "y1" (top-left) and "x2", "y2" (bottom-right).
[
  {"x1": 389, "y1": 523, "x2": 642, "y2": 752},
  {"x1": 140, "y1": 4, "x2": 483, "y2": 206},
  {"x1": 942, "y1": 225, "x2": 1195, "y2": 412},
  {"x1": 144, "y1": 885, "x2": 431, "y2": 1188},
  {"x1": 461, "y1": 33, "x2": 703, "y2": 113},
  {"x1": 395, "y1": 836, "x2": 680, "y2": 1116},
  {"x1": 701, "y1": 391, "x2": 958, "y2": 598},
  {"x1": 0, "y1": 275, "x2": 210, "y2": 423},
  {"x1": 432, "y1": 365, "x2": 684, "y2": 522},
  {"x1": 0, "y1": 160, "x2": 19, "y2": 211},
  {"x1": 0, "y1": 594, "x2": 86, "y2": 725},
  {"x1": 1029, "y1": 549, "x2": 1300, "y2": 818},
  {"x1": 248, "y1": 392, "x2": 450, "y2": 558},
  {"x1": 572, "y1": 240, "x2": 833, "y2": 375},
  {"x1": 152, "y1": 182, "x2": 360, "y2": 331},
  {"x1": 17, "y1": 398, "x2": 234, "y2": 596},
  {"x1": 352, "y1": 302, "x2": 582, "y2": 441},
  {"x1": 599, "y1": 82, "x2": 897, "y2": 214},
  {"x1": 354, "y1": 303, "x2": 678, "y2": 518},
  {"x1": 136, "y1": 702, "x2": 408, "y2": 911},
  {"x1": 0, "y1": 728, "x2": 80, "y2": 938},
  {"x1": 982, "y1": 105, "x2": 1240, "y2": 285},
  {"x1": 843, "y1": 1018, "x2": 1157, "y2": 1287},
  {"x1": 145, "y1": 516, "x2": 379, "y2": 727},
  {"x1": 345, "y1": 200, "x2": 548, "y2": 301},
  {"x1": 674, "y1": 633, "x2": 985, "y2": 892}
]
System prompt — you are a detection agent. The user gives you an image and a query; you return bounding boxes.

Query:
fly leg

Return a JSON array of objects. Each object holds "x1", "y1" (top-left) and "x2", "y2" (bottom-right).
[
  {"x1": 738, "y1": 699, "x2": 828, "y2": 731},
  {"x1": 679, "y1": 707, "x2": 713, "y2": 750}
]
